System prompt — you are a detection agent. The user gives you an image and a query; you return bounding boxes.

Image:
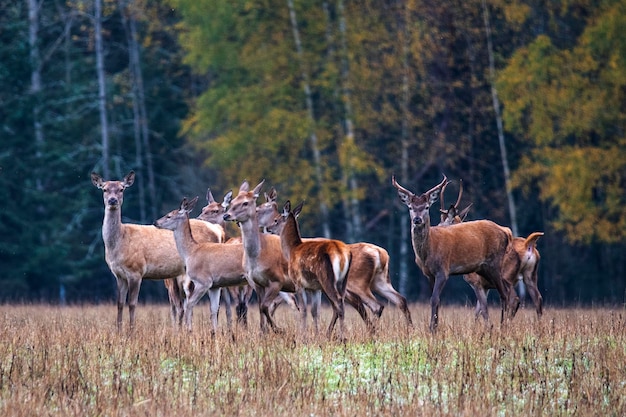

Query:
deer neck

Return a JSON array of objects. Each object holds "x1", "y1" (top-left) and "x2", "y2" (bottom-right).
[
  {"x1": 280, "y1": 214, "x2": 302, "y2": 261},
  {"x1": 171, "y1": 216, "x2": 197, "y2": 261},
  {"x1": 102, "y1": 206, "x2": 123, "y2": 251},
  {"x1": 410, "y1": 220, "x2": 431, "y2": 261},
  {"x1": 238, "y1": 212, "x2": 262, "y2": 261}
]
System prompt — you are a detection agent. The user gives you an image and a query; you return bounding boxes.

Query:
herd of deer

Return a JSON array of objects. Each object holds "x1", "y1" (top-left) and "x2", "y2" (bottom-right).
[{"x1": 91, "y1": 170, "x2": 543, "y2": 338}]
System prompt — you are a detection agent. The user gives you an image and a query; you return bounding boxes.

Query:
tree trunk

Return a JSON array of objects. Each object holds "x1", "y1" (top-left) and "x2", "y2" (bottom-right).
[
  {"x1": 95, "y1": 0, "x2": 110, "y2": 178},
  {"x1": 286, "y1": 0, "x2": 331, "y2": 238},
  {"x1": 397, "y1": 1, "x2": 410, "y2": 297},
  {"x1": 129, "y1": 11, "x2": 157, "y2": 222},
  {"x1": 28, "y1": 0, "x2": 44, "y2": 172},
  {"x1": 337, "y1": 0, "x2": 362, "y2": 242},
  {"x1": 482, "y1": 0, "x2": 524, "y2": 298},
  {"x1": 120, "y1": 0, "x2": 146, "y2": 222}
]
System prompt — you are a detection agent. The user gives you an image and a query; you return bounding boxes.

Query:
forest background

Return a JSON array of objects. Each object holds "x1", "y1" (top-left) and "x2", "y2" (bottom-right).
[{"x1": 1, "y1": 0, "x2": 624, "y2": 306}]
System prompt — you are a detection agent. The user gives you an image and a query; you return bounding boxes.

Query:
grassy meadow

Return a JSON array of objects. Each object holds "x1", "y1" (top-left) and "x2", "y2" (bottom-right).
[{"x1": 1, "y1": 302, "x2": 625, "y2": 416}]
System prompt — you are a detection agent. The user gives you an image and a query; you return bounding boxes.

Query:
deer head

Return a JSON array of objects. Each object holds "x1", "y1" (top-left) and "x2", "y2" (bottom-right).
[
  {"x1": 392, "y1": 174, "x2": 448, "y2": 231},
  {"x1": 154, "y1": 196, "x2": 199, "y2": 231},
  {"x1": 223, "y1": 180, "x2": 265, "y2": 223},
  {"x1": 256, "y1": 187, "x2": 279, "y2": 232},
  {"x1": 91, "y1": 170, "x2": 135, "y2": 210},
  {"x1": 266, "y1": 200, "x2": 305, "y2": 235},
  {"x1": 197, "y1": 188, "x2": 232, "y2": 224},
  {"x1": 439, "y1": 179, "x2": 473, "y2": 226}
]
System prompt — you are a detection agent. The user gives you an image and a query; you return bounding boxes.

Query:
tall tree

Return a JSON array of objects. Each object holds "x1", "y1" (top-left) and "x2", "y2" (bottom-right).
[
  {"x1": 286, "y1": 0, "x2": 331, "y2": 238},
  {"x1": 498, "y1": 0, "x2": 626, "y2": 244},
  {"x1": 95, "y1": 0, "x2": 110, "y2": 177}
]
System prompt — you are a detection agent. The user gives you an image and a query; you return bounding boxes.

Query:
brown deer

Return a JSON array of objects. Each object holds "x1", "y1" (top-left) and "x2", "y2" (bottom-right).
[
  {"x1": 195, "y1": 188, "x2": 252, "y2": 325},
  {"x1": 438, "y1": 180, "x2": 544, "y2": 319},
  {"x1": 222, "y1": 180, "x2": 299, "y2": 334},
  {"x1": 91, "y1": 171, "x2": 224, "y2": 331},
  {"x1": 392, "y1": 175, "x2": 520, "y2": 332},
  {"x1": 278, "y1": 200, "x2": 352, "y2": 340},
  {"x1": 262, "y1": 199, "x2": 413, "y2": 330},
  {"x1": 198, "y1": 187, "x2": 299, "y2": 325},
  {"x1": 225, "y1": 181, "x2": 374, "y2": 332},
  {"x1": 154, "y1": 196, "x2": 248, "y2": 333}
]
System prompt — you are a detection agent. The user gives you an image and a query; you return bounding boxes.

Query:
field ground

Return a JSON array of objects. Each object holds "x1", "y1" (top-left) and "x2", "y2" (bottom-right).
[{"x1": 1, "y1": 302, "x2": 625, "y2": 416}]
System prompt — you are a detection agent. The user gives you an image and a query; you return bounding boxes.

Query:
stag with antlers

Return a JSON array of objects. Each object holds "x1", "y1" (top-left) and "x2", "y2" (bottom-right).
[{"x1": 392, "y1": 175, "x2": 520, "y2": 332}]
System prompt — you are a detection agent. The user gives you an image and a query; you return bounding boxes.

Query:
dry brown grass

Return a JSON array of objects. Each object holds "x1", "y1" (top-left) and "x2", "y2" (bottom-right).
[{"x1": 1, "y1": 302, "x2": 625, "y2": 416}]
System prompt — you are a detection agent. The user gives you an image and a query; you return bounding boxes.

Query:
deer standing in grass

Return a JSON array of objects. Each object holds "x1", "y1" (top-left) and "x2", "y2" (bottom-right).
[
  {"x1": 392, "y1": 175, "x2": 520, "y2": 332},
  {"x1": 195, "y1": 188, "x2": 252, "y2": 326},
  {"x1": 438, "y1": 180, "x2": 544, "y2": 319},
  {"x1": 198, "y1": 188, "x2": 299, "y2": 325},
  {"x1": 261, "y1": 199, "x2": 413, "y2": 331},
  {"x1": 91, "y1": 171, "x2": 225, "y2": 331},
  {"x1": 222, "y1": 180, "x2": 300, "y2": 334},
  {"x1": 277, "y1": 200, "x2": 352, "y2": 339},
  {"x1": 154, "y1": 196, "x2": 248, "y2": 333},
  {"x1": 249, "y1": 187, "x2": 374, "y2": 333}
]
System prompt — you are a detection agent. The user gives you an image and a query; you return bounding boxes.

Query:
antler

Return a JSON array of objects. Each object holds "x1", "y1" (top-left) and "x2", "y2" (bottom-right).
[{"x1": 391, "y1": 175, "x2": 413, "y2": 196}]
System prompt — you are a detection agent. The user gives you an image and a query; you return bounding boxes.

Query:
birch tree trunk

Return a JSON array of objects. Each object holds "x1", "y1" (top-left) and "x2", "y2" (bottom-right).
[
  {"x1": 129, "y1": 10, "x2": 157, "y2": 222},
  {"x1": 286, "y1": 0, "x2": 331, "y2": 238},
  {"x1": 337, "y1": 0, "x2": 362, "y2": 242},
  {"x1": 120, "y1": 0, "x2": 146, "y2": 222},
  {"x1": 397, "y1": 2, "x2": 411, "y2": 297},
  {"x1": 95, "y1": 0, "x2": 110, "y2": 178},
  {"x1": 28, "y1": 0, "x2": 44, "y2": 178},
  {"x1": 482, "y1": 0, "x2": 524, "y2": 298}
]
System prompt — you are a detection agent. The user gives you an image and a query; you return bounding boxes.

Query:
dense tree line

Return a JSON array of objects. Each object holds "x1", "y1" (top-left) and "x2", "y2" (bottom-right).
[{"x1": 1, "y1": 0, "x2": 624, "y2": 306}]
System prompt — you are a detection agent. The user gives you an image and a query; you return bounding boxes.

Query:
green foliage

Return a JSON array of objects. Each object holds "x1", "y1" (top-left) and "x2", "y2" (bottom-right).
[
  {"x1": 1, "y1": 0, "x2": 625, "y2": 303},
  {"x1": 499, "y1": 0, "x2": 626, "y2": 243}
]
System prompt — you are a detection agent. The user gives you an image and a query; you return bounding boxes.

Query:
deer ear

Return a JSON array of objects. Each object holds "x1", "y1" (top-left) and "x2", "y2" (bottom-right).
[
  {"x1": 293, "y1": 201, "x2": 305, "y2": 218},
  {"x1": 123, "y1": 171, "x2": 135, "y2": 188},
  {"x1": 266, "y1": 187, "x2": 277, "y2": 202},
  {"x1": 252, "y1": 179, "x2": 265, "y2": 199},
  {"x1": 222, "y1": 190, "x2": 233, "y2": 208},
  {"x1": 396, "y1": 188, "x2": 414, "y2": 207},
  {"x1": 239, "y1": 180, "x2": 250, "y2": 193},
  {"x1": 458, "y1": 203, "x2": 472, "y2": 221},
  {"x1": 282, "y1": 200, "x2": 291, "y2": 217},
  {"x1": 186, "y1": 196, "x2": 199, "y2": 213},
  {"x1": 391, "y1": 175, "x2": 415, "y2": 207},
  {"x1": 206, "y1": 188, "x2": 215, "y2": 204},
  {"x1": 91, "y1": 172, "x2": 104, "y2": 189},
  {"x1": 427, "y1": 189, "x2": 441, "y2": 206}
]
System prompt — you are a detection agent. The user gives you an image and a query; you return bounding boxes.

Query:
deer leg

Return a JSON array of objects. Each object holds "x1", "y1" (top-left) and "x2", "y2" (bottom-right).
[
  {"x1": 253, "y1": 286, "x2": 269, "y2": 333},
  {"x1": 236, "y1": 286, "x2": 251, "y2": 327},
  {"x1": 310, "y1": 290, "x2": 322, "y2": 334},
  {"x1": 115, "y1": 276, "x2": 128, "y2": 332},
  {"x1": 221, "y1": 288, "x2": 233, "y2": 331},
  {"x1": 345, "y1": 290, "x2": 374, "y2": 334},
  {"x1": 429, "y1": 272, "x2": 449, "y2": 333},
  {"x1": 127, "y1": 277, "x2": 142, "y2": 332},
  {"x1": 208, "y1": 288, "x2": 222, "y2": 336},
  {"x1": 523, "y1": 268, "x2": 543, "y2": 317},
  {"x1": 258, "y1": 283, "x2": 284, "y2": 334},
  {"x1": 183, "y1": 279, "x2": 208, "y2": 332},
  {"x1": 326, "y1": 298, "x2": 346, "y2": 341},
  {"x1": 372, "y1": 281, "x2": 412, "y2": 326},
  {"x1": 296, "y1": 289, "x2": 308, "y2": 333},
  {"x1": 317, "y1": 280, "x2": 346, "y2": 340},
  {"x1": 473, "y1": 285, "x2": 490, "y2": 322},
  {"x1": 268, "y1": 293, "x2": 285, "y2": 318},
  {"x1": 164, "y1": 278, "x2": 183, "y2": 327}
]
